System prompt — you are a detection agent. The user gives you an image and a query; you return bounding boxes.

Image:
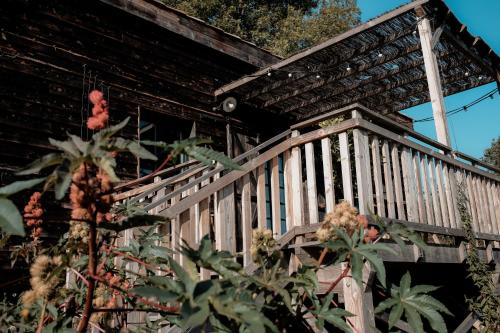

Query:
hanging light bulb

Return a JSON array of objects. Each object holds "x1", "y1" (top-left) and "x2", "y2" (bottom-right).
[
  {"x1": 478, "y1": 76, "x2": 483, "y2": 80},
  {"x1": 378, "y1": 52, "x2": 383, "y2": 58},
  {"x1": 346, "y1": 65, "x2": 351, "y2": 71},
  {"x1": 465, "y1": 71, "x2": 469, "y2": 76},
  {"x1": 288, "y1": 73, "x2": 293, "y2": 78},
  {"x1": 267, "y1": 71, "x2": 272, "y2": 77},
  {"x1": 315, "y1": 74, "x2": 321, "y2": 79}
]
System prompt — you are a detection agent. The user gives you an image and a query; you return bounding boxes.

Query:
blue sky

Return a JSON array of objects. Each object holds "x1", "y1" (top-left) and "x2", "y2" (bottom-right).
[{"x1": 358, "y1": 0, "x2": 500, "y2": 157}]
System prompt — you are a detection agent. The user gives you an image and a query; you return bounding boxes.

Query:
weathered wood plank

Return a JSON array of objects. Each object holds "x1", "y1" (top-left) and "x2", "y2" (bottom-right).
[
  {"x1": 321, "y1": 137, "x2": 336, "y2": 213},
  {"x1": 401, "y1": 146, "x2": 419, "y2": 222},
  {"x1": 382, "y1": 141, "x2": 396, "y2": 218},
  {"x1": 412, "y1": 152, "x2": 426, "y2": 223},
  {"x1": 270, "y1": 156, "x2": 282, "y2": 235},
  {"x1": 339, "y1": 132, "x2": 354, "y2": 204},
  {"x1": 427, "y1": 157, "x2": 443, "y2": 227},
  {"x1": 283, "y1": 150, "x2": 294, "y2": 231},
  {"x1": 391, "y1": 144, "x2": 406, "y2": 220},
  {"x1": 305, "y1": 142, "x2": 319, "y2": 225},
  {"x1": 371, "y1": 136, "x2": 386, "y2": 216},
  {"x1": 291, "y1": 130, "x2": 305, "y2": 227},
  {"x1": 256, "y1": 165, "x2": 267, "y2": 229},
  {"x1": 420, "y1": 154, "x2": 435, "y2": 225},
  {"x1": 241, "y1": 174, "x2": 253, "y2": 266},
  {"x1": 435, "y1": 160, "x2": 450, "y2": 228},
  {"x1": 465, "y1": 171, "x2": 480, "y2": 232}
]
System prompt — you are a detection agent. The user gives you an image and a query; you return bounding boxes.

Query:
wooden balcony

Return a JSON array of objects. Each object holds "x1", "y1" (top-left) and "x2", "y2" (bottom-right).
[{"x1": 118, "y1": 103, "x2": 500, "y2": 271}]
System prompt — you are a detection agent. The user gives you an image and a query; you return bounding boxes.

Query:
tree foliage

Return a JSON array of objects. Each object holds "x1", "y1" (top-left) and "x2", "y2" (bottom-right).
[
  {"x1": 483, "y1": 136, "x2": 500, "y2": 170},
  {"x1": 162, "y1": 0, "x2": 361, "y2": 56}
]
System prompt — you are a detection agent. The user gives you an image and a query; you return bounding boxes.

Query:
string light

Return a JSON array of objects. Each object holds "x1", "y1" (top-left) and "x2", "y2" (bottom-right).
[
  {"x1": 315, "y1": 74, "x2": 321, "y2": 79},
  {"x1": 465, "y1": 71, "x2": 469, "y2": 76},
  {"x1": 378, "y1": 52, "x2": 383, "y2": 58},
  {"x1": 346, "y1": 65, "x2": 352, "y2": 71},
  {"x1": 288, "y1": 73, "x2": 293, "y2": 78},
  {"x1": 415, "y1": 88, "x2": 498, "y2": 122},
  {"x1": 267, "y1": 71, "x2": 272, "y2": 77}
]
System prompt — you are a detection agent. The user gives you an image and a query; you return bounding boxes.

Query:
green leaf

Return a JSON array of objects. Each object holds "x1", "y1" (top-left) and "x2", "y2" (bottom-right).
[
  {"x1": 49, "y1": 138, "x2": 80, "y2": 158},
  {"x1": 185, "y1": 146, "x2": 241, "y2": 170},
  {"x1": 17, "y1": 153, "x2": 64, "y2": 175},
  {"x1": 68, "y1": 134, "x2": 89, "y2": 154},
  {"x1": 92, "y1": 117, "x2": 130, "y2": 141},
  {"x1": 97, "y1": 156, "x2": 119, "y2": 182},
  {"x1": 127, "y1": 141, "x2": 158, "y2": 160},
  {"x1": 0, "y1": 198, "x2": 25, "y2": 236},
  {"x1": 0, "y1": 177, "x2": 45, "y2": 197},
  {"x1": 131, "y1": 286, "x2": 178, "y2": 302},
  {"x1": 54, "y1": 171, "x2": 72, "y2": 200}
]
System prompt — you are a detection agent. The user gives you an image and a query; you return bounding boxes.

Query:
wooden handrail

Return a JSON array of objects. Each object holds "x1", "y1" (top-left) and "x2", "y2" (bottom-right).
[{"x1": 142, "y1": 129, "x2": 292, "y2": 211}]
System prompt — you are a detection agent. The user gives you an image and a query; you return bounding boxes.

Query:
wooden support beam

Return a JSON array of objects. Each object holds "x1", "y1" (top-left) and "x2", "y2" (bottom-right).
[
  {"x1": 416, "y1": 8, "x2": 451, "y2": 147},
  {"x1": 452, "y1": 312, "x2": 478, "y2": 333},
  {"x1": 342, "y1": 262, "x2": 376, "y2": 333},
  {"x1": 339, "y1": 132, "x2": 354, "y2": 204},
  {"x1": 352, "y1": 110, "x2": 374, "y2": 214}
]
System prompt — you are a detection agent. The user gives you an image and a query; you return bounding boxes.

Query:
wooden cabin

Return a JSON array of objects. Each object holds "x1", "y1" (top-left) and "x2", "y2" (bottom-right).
[{"x1": 2, "y1": 0, "x2": 500, "y2": 331}]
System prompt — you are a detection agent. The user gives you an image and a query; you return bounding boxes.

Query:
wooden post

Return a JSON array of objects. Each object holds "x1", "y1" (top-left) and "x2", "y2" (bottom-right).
[
  {"x1": 416, "y1": 7, "x2": 451, "y2": 147},
  {"x1": 339, "y1": 132, "x2": 354, "y2": 204},
  {"x1": 352, "y1": 110, "x2": 373, "y2": 215},
  {"x1": 290, "y1": 130, "x2": 304, "y2": 227},
  {"x1": 305, "y1": 142, "x2": 319, "y2": 225},
  {"x1": 321, "y1": 137, "x2": 336, "y2": 213},
  {"x1": 342, "y1": 262, "x2": 376, "y2": 333}
]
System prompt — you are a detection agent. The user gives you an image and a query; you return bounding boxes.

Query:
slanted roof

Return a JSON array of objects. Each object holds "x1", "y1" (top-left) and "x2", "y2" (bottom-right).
[
  {"x1": 214, "y1": 0, "x2": 500, "y2": 122},
  {"x1": 99, "y1": 0, "x2": 280, "y2": 68}
]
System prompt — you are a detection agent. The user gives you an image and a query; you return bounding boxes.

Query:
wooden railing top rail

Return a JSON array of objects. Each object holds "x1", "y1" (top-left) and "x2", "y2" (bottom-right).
[
  {"x1": 158, "y1": 115, "x2": 500, "y2": 219},
  {"x1": 292, "y1": 103, "x2": 500, "y2": 175}
]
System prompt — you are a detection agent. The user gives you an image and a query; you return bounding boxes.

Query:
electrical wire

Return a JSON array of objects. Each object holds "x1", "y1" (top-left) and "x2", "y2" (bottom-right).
[{"x1": 414, "y1": 88, "x2": 499, "y2": 122}]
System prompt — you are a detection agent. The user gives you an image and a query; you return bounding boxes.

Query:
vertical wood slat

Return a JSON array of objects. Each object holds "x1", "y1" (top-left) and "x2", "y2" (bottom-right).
[
  {"x1": 391, "y1": 145, "x2": 406, "y2": 220},
  {"x1": 465, "y1": 171, "x2": 480, "y2": 232},
  {"x1": 291, "y1": 130, "x2": 305, "y2": 227},
  {"x1": 479, "y1": 177, "x2": 493, "y2": 233},
  {"x1": 442, "y1": 164, "x2": 457, "y2": 228},
  {"x1": 321, "y1": 137, "x2": 336, "y2": 213},
  {"x1": 427, "y1": 157, "x2": 443, "y2": 227},
  {"x1": 382, "y1": 141, "x2": 396, "y2": 218},
  {"x1": 171, "y1": 183, "x2": 181, "y2": 262},
  {"x1": 420, "y1": 155, "x2": 435, "y2": 226},
  {"x1": 471, "y1": 175, "x2": 485, "y2": 232},
  {"x1": 491, "y1": 182, "x2": 500, "y2": 234},
  {"x1": 352, "y1": 111, "x2": 373, "y2": 215},
  {"x1": 401, "y1": 146, "x2": 419, "y2": 222},
  {"x1": 448, "y1": 165, "x2": 461, "y2": 229},
  {"x1": 486, "y1": 180, "x2": 499, "y2": 235},
  {"x1": 339, "y1": 132, "x2": 354, "y2": 204},
  {"x1": 270, "y1": 156, "x2": 282, "y2": 235},
  {"x1": 305, "y1": 142, "x2": 319, "y2": 225},
  {"x1": 283, "y1": 150, "x2": 294, "y2": 231},
  {"x1": 371, "y1": 136, "x2": 386, "y2": 217},
  {"x1": 435, "y1": 160, "x2": 450, "y2": 228},
  {"x1": 241, "y1": 174, "x2": 252, "y2": 266},
  {"x1": 412, "y1": 152, "x2": 426, "y2": 223},
  {"x1": 256, "y1": 165, "x2": 267, "y2": 229}
]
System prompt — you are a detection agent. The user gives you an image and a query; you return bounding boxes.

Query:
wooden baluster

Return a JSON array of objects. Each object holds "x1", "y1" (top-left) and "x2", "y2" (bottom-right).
[
  {"x1": 171, "y1": 183, "x2": 181, "y2": 262},
  {"x1": 401, "y1": 146, "x2": 419, "y2": 222},
  {"x1": 371, "y1": 136, "x2": 385, "y2": 217},
  {"x1": 352, "y1": 110, "x2": 373, "y2": 215},
  {"x1": 270, "y1": 156, "x2": 282, "y2": 235},
  {"x1": 339, "y1": 132, "x2": 354, "y2": 204},
  {"x1": 448, "y1": 165, "x2": 461, "y2": 229},
  {"x1": 492, "y1": 182, "x2": 500, "y2": 234},
  {"x1": 199, "y1": 174, "x2": 211, "y2": 280},
  {"x1": 391, "y1": 144, "x2": 406, "y2": 220},
  {"x1": 427, "y1": 157, "x2": 443, "y2": 227},
  {"x1": 382, "y1": 141, "x2": 396, "y2": 218},
  {"x1": 434, "y1": 160, "x2": 450, "y2": 228},
  {"x1": 465, "y1": 171, "x2": 480, "y2": 232},
  {"x1": 471, "y1": 175, "x2": 485, "y2": 233},
  {"x1": 283, "y1": 150, "x2": 294, "y2": 232},
  {"x1": 321, "y1": 137, "x2": 336, "y2": 213},
  {"x1": 305, "y1": 142, "x2": 319, "y2": 225},
  {"x1": 420, "y1": 154, "x2": 435, "y2": 226},
  {"x1": 290, "y1": 130, "x2": 304, "y2": 227},
  {"x1": 479, "y1": 177, "x2": 493, "y2": 233},
  {"x1": 256, "y1": 165, "x2": 267, "y2": 229},
  {"x1": 241, "y1": 174, "x2": 252, "y2": 267},
  {"x1": 486, "y1": 180, "x2": 499, "y2": 235},
  {"x1": 442, "y1": 164, "x2": 457, "y2": 228},
  {"x1": 412, "y1": 152, "x2": 426, "y2": 223}
]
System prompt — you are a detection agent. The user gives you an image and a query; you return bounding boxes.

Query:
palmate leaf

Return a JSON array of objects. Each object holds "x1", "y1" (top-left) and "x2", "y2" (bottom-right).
[
  {"x1": 92, "y1": 117, "x2": 130, "y2": 141},
  {"x1": 327, "y1": 228, "x2": 396, "y2": 288},
  {"x1": 184, "y1": 146, "x2": 241, "y2": 170},
  {"x1": 16, "y1": 153, "x2": 65, "y2": 175},
  {"x1": 0, "y1": 177, "x2": 45, "y2": 197},
  {"x1": 49, "y1": 138, "x2": 80, "y2": 158},
  {"x1": 371, "y1": 215, "x2": 426, "y2": 250},
  {"x1": 374, "y1": 271, "x2": 451, "y2": 333},
  {"x1": 0, "y1": 198, "x2": 25, "y2": 236}
]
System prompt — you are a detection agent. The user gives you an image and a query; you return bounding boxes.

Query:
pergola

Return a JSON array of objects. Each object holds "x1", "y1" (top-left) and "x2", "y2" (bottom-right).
[{"x1": 215, "y1": 0, "x2": 500, "y2": 147}]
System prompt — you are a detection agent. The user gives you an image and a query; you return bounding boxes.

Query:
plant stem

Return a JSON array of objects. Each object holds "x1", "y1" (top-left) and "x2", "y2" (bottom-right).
[
  {"x1": 35, "y1": 299, "x2": 47, "y2": 333},
  {"x1": 325, "y1": 263, "x2": 350, "y2": 294}
]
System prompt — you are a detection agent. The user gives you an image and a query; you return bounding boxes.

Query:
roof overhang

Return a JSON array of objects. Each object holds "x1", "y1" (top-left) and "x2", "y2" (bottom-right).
[{"x1": 214, "y1": 0, "x2": 499, "y2": 122}]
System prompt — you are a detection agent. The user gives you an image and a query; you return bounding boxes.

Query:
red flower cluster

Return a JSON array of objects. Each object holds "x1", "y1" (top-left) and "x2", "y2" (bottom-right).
[
  {"x1": 23, "y1": 192, "x2": 44, "y2": 238},
  {"x1": 87, "y1": 90, "x2": 109, "y2": 130}
]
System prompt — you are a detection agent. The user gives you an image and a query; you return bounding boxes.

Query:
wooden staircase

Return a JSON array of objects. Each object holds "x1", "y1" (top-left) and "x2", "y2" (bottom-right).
[{"x1": 117, "y1": 103, "x2": 500, "y2": 271}]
